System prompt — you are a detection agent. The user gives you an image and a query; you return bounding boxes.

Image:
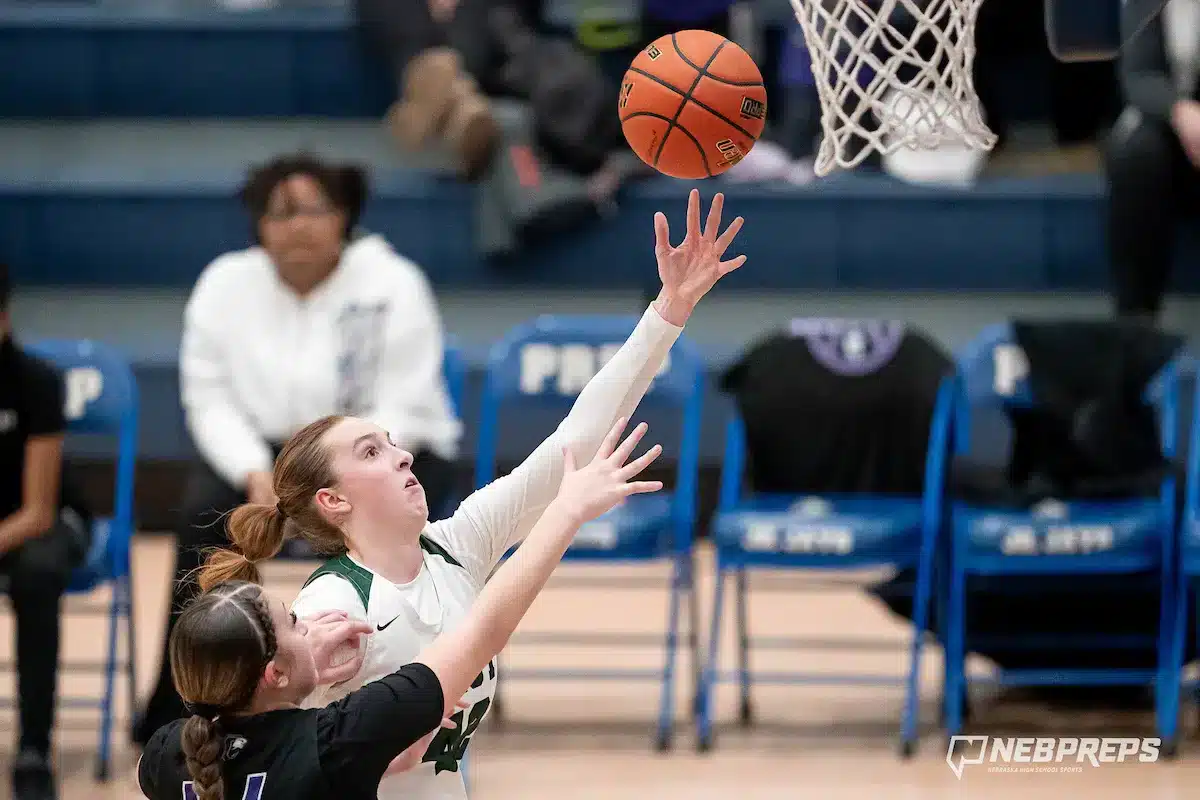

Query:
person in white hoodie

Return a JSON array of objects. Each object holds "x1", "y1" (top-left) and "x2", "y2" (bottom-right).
[{"x1": 134, "y1": 153, "x2": 461, "y2": 746}]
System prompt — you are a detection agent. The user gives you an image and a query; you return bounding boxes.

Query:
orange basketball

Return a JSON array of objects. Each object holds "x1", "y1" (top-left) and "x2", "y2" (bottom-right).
[{"x1": 619, "y1": 30, "x2": 767, "y2": 180}]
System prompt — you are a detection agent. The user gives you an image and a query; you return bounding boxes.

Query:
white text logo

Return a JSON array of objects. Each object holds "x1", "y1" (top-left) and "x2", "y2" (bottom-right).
[{"x1": 946, "y1": 736, "x2": 1160, "y2": 779}]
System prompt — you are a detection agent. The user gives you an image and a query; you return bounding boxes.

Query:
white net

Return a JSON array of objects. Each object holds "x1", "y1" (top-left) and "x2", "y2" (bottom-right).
[{"x1": 788, "y1": 0, "x2": 997, "y2": 176}]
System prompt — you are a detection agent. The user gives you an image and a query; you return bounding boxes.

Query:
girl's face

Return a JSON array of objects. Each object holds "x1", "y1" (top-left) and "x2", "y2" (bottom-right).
[
  {"x1": 264, "y1": 594, "x2": 318, "y2": 701},
  {"x1": 258, "y1": 173, "x2": 346, "y2": 293},
  {"x1": 316, "y1": 417, "x2": 429, "y2": 538}
]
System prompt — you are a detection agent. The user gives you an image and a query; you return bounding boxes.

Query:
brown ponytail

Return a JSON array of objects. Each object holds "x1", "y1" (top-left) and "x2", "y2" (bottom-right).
[
  {"x1": 195, "y1": 415, "x2": 349, "y2": 591},
  {"x1": 198, "y1": 505, "x2": 290, "y2": 591},
  {"x1": 181, "y1": 715, "x2": 225, "y2": 800}
]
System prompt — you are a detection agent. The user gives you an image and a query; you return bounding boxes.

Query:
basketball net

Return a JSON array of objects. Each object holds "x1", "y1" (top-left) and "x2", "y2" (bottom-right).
[{"x1": 789, "y1": 0, "x2": 997, "y2": 175}]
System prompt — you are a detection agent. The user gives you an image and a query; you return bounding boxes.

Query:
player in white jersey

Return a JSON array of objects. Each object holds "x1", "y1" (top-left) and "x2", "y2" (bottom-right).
[{"x1": 212, "y1": 189, "x2": 746, "y2": 800}]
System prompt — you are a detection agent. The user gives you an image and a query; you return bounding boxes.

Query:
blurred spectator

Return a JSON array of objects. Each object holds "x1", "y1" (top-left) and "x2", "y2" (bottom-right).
[
  {"x1": 471, "y1": 6, "x2": 654, "y2": 251},
  {"x1": 488, "y1": 7, "x2": 645, "y2": 201},
  {"x1": 354, "y1": 0, "x2": 501, "y2": 180},
  {"x1": 723, "y1": 16, "x2": 823, "y2": 184},
  {"x1": 974, "y1": 0, "x2": 1116, "y2": 156},
  {"x1": 1106, "y1": 0, "x2": 1200, "y2": 322},
  {"x1": 133, "y1": 153, "x2": 462, "y2": 744},
  {"x1": 640, "y1": 0, "x2": 734, "y2": 42},
  {"x1": 0, "y1": 262, "x2": 92, "y2": 800}
]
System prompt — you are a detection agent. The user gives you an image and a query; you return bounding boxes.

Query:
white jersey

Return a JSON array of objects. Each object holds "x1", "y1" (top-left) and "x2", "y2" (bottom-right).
[{"x1": 291, "y1": 305, "x2": 682, "y2": 800}]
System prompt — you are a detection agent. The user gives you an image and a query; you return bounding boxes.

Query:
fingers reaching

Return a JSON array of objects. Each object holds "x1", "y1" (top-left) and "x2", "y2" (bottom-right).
[
  {"x1": 310, "y1": 616, "x2": 372, "y2": 685},
  {"x1": 624, "y1": 480, "x2": 665, "y2": 497},
  {"x1": 554, "y1": 419, "x2": 666, "y2": 522},
  {"x1": 618, "y1": 442, "x2": 663, "y2": 481},
  {"x1": 685, "y1": 188, "x2": 702, "y2": 241},
  {"x1": 703, "y1": 192, "x2": 725, "y2": 241},
  {"x1": 609, "y1": 421, "x2": 649, "y2": 466},
  {"x1": 440, "y1": 697, "x2": 470, "y2": 729},
  {"x1": 326, "y1": 619, "x2": 374, "y2": 642},
  {"x1": 595, "y1": 416, "x2": 628, "y2": 461},
  {"x1": 719, "y1": 254, "x2": 748, "y2": 276},
  {"x1": 303, "y1": 610, "x2": 349, "y2": 628},
  {"x1": 653, "y1": 211, "x2": 671, "y2": 255},
  {"x1": 714, "y1": 214, "x2": 744, "y2": 257}
]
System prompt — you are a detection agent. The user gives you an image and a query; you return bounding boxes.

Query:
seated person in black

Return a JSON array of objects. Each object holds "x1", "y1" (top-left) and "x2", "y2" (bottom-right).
[
  {"x1": 0, "y1": 263, "x2": 91, "y2": 800},
  {"x1": 137, "y1": 416, "x2": 663, "y2": 800}
]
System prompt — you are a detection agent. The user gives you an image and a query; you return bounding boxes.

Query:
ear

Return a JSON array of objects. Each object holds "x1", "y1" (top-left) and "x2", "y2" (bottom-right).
[
  {"x1": 314, "y1": 487, "x2": 350, "y2": 517},
  {"x1": 262, "y1": 659, "x2": 290, "y2": 690}
]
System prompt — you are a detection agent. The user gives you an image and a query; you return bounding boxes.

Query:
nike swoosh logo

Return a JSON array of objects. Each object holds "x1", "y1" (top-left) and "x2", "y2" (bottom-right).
[{"x1": 377, "y1": 615, "x2": 402, "y2": 631}]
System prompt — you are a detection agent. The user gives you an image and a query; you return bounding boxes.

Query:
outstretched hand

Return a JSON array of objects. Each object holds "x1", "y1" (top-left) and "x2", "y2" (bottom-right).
[
  {"x1": 652, "y1": 189, "x2": 746, "y2": 325},
  {"x1": 304, "y1": 611, "x2": 373, "y2": 686},
  {"x1": 554, "y1": 418, "x2": 663, "y2": 526}
]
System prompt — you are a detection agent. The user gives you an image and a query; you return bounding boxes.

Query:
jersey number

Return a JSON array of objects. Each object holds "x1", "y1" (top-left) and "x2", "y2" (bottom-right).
[
  {"x1": 422, "y1": 662, "x2": 495, "y2": 774},
  {"x1": 184, "y1": 773, "x2": 265, "y2": 800},
  {"x1": 423, "y1": 698, "x2": 490, "y2": 775}
]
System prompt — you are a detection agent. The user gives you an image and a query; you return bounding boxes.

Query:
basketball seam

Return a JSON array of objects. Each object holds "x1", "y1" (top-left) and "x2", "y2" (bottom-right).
[
  {"x1": 627, "y1": 66, "x2": 760, "y2": 141},
  {"x1": 669, "y1": 39, "x2": 764, "y2": 87},
  {"x1": 652, "y1": 34, "x2": 728, "y2": 177},
  {"x1": 621, "y1": 111, "x2": 711, "y2": 176}
]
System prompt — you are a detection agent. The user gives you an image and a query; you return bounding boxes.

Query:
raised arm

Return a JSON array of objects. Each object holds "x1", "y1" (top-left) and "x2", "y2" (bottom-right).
[
  {"x1": 426, "y1": 190, "x2": 746, "y2": 585},
  {"x1": 315, "y1": 421, "x2": 663, "y2": 789}
]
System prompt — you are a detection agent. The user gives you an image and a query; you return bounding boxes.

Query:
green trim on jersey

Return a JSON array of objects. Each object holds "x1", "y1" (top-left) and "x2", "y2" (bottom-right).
[
  {"x1": 418, "y1": 534, "x2": 464, "y2": 569},
  {"x1": 301, "y1": 535, "x2": 464, "y2": 609},
  {"x1": 302, "y1": 554, "x2": 374, "y2": 610}
]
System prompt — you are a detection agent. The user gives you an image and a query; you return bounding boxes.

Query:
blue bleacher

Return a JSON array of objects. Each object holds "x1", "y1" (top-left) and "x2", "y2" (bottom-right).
[
  {"x1": 1, "y1": 160, "x2": 1141, "y2": 292},
  {"x1": 3, "y1": 0, "x2": 1198, "y2": 467},
  {"x1": 0, "y1": 1, "x2": 394, "y2": 118},
  {"x1": 2, "y1": 0, "x2": 1199, "y2": 295}
]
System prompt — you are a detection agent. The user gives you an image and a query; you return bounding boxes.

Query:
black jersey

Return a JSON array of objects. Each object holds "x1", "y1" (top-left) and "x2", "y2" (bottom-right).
[{"x1": 137, "y1": 663, "x2": 444, "y2": 800}]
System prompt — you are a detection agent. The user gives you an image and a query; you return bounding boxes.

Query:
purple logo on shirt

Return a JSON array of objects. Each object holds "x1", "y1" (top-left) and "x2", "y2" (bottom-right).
[{"x1": 789, "y1": 318, "x2": 905, "y2": 376}]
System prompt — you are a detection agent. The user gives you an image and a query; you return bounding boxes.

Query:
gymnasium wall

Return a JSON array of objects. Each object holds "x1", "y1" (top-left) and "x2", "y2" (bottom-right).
[{"x1": 3, "y1": 0, "x2": 1196, "y2": 528}]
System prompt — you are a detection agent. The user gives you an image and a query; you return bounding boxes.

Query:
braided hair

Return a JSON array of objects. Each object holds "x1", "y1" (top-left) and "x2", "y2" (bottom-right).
[{"x1": 170, "y1": 581, "x2": 279, "y2": 800}]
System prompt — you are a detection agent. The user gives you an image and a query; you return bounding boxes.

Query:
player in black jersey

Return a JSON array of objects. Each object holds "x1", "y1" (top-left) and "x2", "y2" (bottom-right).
[{"x1": 137, "y1": 416, "x2": 663, "y2": 800}]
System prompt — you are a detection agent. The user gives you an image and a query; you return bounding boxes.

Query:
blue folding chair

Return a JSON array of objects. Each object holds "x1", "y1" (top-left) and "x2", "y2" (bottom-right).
[
  {"x1": 1161, "y1": 359, "x2": 1200, "y2": 756},
  {"x1": 476, "y1": 315, "x2": 704, "y2": 750},
  {"x1": 697, "y1": 354, "x2": 952, "y2": 755},
  {"x1": 941, "y1": 324, "x2": 1180, "y2": 747},
  {"x1": 1, "y1": 340, "x2": 139, "y2": 781}
]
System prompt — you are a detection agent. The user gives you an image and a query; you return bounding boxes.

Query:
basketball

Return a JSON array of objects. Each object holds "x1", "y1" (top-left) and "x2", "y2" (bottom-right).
[{"x1": 619, "y1": 30, "x2": 767, "y2": 180}]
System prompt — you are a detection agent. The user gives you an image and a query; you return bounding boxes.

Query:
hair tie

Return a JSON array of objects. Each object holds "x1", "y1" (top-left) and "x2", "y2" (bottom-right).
[
  {"x1": 275, "y1": 500, "x2": 287, "y2": 519},
  {"x1": 185, "y1": 702, "x2": 222, "y2": 723}
]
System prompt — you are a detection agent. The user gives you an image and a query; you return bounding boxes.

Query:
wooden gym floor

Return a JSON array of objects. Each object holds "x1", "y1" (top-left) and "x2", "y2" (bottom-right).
[{"x1": 1, "y1": 534, "x2": 1198, "y2": 799}]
